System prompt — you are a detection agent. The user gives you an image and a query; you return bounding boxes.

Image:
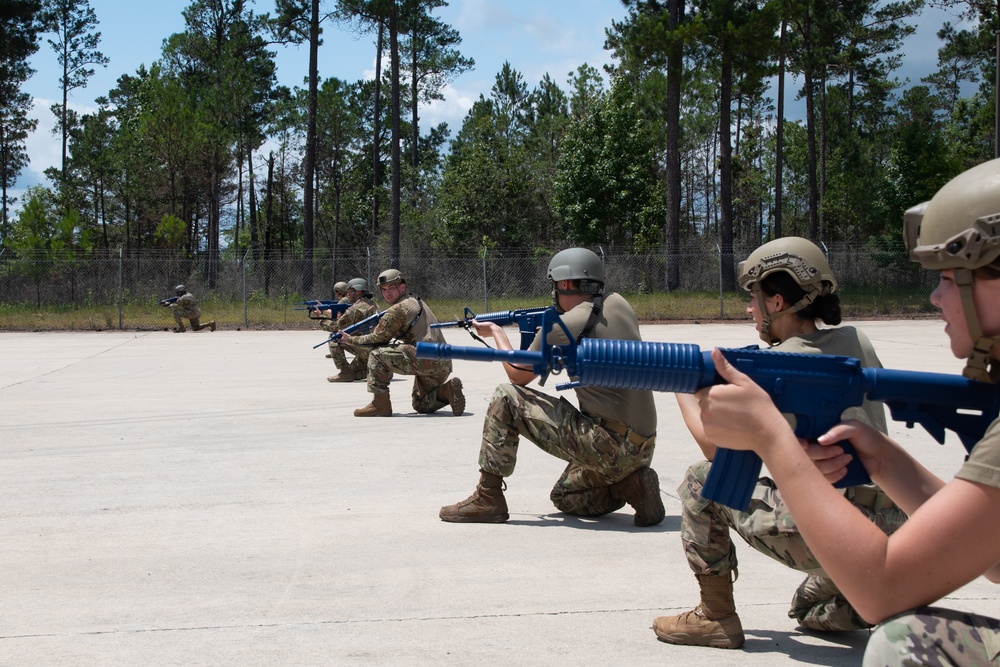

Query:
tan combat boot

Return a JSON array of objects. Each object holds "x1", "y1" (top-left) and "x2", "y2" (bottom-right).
[
  {"x1": 439, "y1": 470, "x2": 509, "y2": 523},
  {"x1": 652, "y1": 572, "x2": 745, "y2": 649},
  {"x1": 610, "y1": 466, "x2": 665, "y2": 526},
  {"x1": 328, "y1": 371, "x2": 361, "y2": 383},
  {"x1": 437, "y1": 377, "x2": 466, "y2": 415},
  {"x1": 354, "y1": 393, "x2": 392, "y2": 417}
]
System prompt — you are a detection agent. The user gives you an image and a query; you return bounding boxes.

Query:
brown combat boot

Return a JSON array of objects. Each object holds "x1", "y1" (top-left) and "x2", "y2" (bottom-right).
[
  {"x1": 437, "y1": 377, "x2": 466, "y2": 415},
  {"x1": 173, "y1": 326, "x2": 186, "y2": 333},
  {"x1": 354, "y1": 392, "x2": 392, "y2": 417},
  {"x1": 610, "y1": 466, "x2": 665, "y2": 526},
  {"x1": 439, "y1": 470, "x2": 509, "y2": 523},
  {"x1": 652, "y1": 572, "x2": 745, "y2": 649},
  {"x1": 208, "y1": 321, "x2": 216, "y2": 332}
]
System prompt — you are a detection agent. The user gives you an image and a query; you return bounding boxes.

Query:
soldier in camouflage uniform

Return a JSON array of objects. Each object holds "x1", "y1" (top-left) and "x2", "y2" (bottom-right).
[
  {"x1": 439, "y1": 248, "x2": 664, "y2": 527},
  {"x1": 676, "y1": 160, "x2": 1000, "y2": 667},
  {"x1": 338, "y1": 269, "x2": 465, "y2": 417},
  {"x1": 167, "y1": 285, "x2": 215, "y2": 333},
  {"x1": 653, "y1": 238, "x2": 906, "y2": 650},
  {"x1": 320, "y1": 281, "x2": 350, "y2": 360},
  {"x1": 323, "y1": 278, "x2": 378, "y2": 383}
]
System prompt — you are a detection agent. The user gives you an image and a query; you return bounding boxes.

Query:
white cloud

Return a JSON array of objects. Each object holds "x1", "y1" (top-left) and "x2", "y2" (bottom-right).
[
  {"x1": 421, "y1": 84, "x2": 478, "y2": 129},
  {"x1": 22, "y1": 97, "x2": 98, "y2": 185},
  {"x1": 7, "y1": 97, "x2": 98, "y2": 215}
]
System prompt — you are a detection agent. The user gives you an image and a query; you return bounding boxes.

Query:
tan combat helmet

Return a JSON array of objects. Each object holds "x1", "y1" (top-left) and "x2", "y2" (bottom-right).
[
  {"x1": 333, "y1": 281, "x2": 349, "y2": 297},
  {"x1": 904, "y1": 158, "x2": 1000, "y2": 382},
  {"x1": 738, "y1": 236, "x2": 837, "y2": 345},
  {"x1": 377, "y1": 268, "x2": 404, "y2": 287}
]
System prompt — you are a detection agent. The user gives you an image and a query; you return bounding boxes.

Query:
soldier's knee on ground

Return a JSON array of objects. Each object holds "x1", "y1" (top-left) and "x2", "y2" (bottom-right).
[{"x1": 549, "y1": 485, "x2": 623, "y2": 517}]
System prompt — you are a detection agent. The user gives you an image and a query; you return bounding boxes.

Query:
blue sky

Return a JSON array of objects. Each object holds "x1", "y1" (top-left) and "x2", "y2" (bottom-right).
[{"x1": 15, "y1": 0, "x2": 971, "y2": 205}]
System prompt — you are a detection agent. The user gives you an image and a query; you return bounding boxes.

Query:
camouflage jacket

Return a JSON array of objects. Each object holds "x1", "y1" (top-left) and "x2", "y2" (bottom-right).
[
  {"x1": 172, "y1": 293, "x2": 198, "y2": 310},
  {"x1": 350, "y1": 292, "x2": 445, "y2": 347}
]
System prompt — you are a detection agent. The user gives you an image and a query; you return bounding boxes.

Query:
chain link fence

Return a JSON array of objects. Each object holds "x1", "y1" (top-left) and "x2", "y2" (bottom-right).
[{"x1": 0, "y1": 243, "x2": 938, "y2": 331}]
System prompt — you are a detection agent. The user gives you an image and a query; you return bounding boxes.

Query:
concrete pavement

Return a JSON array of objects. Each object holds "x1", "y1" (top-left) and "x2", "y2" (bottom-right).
[{"x1": 0, "y1": 321, "x2": 995, "y2": 666}]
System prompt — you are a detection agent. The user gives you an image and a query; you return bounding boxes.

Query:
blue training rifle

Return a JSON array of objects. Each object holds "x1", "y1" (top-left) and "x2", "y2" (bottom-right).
[
  {"x1": 431, "y1": 306, "x2": 552, "y2": 350},
  {"x1": 296, "y1": 301, "x2": 351, "y2": 319},
  {"x1": 415, "y1": 308, "x2": 1000, "y2": 511},
  {"x1": 313, "y1": 311, "x2": 385, "y2": 349}
]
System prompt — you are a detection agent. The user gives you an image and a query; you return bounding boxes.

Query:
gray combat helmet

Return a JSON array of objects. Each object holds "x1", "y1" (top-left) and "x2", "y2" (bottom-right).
[
  {"x1": 348, "y1": 278, "x2": 369, "y2": 293},
  {"x1": 174, "y1": 284, "x2": 187, "y2": 296},
  {"x1": 548, "y1": 247, "x2": 604, "y2": 290},
  {"x1": 738, "y1": 237, "x2": 837, "y2": 346},
  {"x1": 547, "y1": 248, "x2": 605, "y2": 313},
  {"x1": 904, "y1": 158, "x2": 1000, "y2": 382}
]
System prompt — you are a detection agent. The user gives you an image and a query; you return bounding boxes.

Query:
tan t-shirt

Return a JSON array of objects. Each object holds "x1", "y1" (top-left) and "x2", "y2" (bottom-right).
[
  {"x1": 773, "y1": 326, "x2": 888, "y2": 434},
  {"x1": 528, "y1": 293, "x2": 657, "y2": 437},
  {"x1": 957, "y1": 416, "x2": 1000, "y2": 489}
]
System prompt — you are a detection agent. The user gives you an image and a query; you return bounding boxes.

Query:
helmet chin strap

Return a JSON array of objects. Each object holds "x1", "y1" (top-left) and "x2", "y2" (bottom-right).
[
  {"x1": 752, "y1": 283, "x2": 822, "y2": 346},
  {"x1": 552, "y1": 282, "x2": 601, "y2": 313},
  {"x1": 954, "y1": 269, "x2": 1000, "y2": 383}
]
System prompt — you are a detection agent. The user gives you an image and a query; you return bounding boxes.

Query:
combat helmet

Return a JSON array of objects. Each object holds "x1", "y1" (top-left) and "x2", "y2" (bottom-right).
[
  {"x1": 348, "y1": 277, "x2": 369, "y2": 293},
  {"x1": 547, "y1": 248, "x2": 605, "y2": 312},
  {"x1": 904, "y1": 158, "x2": 1000, "y2": 382},
  {"x1": 377, "y1": 268, "x2": 404, "y2": 287},
  {"x1": 174, "y1": 284, "x2": 187, "y2": 296},
  {"x1": 738, "y1": 237, "x2": 837, "y2": 345},
  {"x1": 333, "y1": 281, "x2": 349, "y2": 296}
]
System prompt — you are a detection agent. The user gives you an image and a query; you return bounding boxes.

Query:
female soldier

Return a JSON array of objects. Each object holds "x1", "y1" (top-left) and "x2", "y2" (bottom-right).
[
  {"x1": 654, "y1": 237, "x2": 906, "y2": 649},
  {"x1": 692, "y1": 159, "x2": 1000, "y2": 664}
]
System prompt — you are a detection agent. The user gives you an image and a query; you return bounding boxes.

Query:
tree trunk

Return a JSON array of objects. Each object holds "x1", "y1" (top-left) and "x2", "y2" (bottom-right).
[
  {"x1": 665, "y1": 0, "x2": 684, "y2": 291},
  {"x1": 774, "y1": 16, "x2": 785, "y2": 239},
  {"x1": 372, "y1": 23, "x2": 384, "y2": 242},
  {"x1": 302, "y1": 0, "x2": 320, "y2": 293},
  {"x1": 389, "y1": 0, "x2": 401, "y2": 269},
  {"x1": 719, "y1": 4, "x2": 736, "y2": 292}
]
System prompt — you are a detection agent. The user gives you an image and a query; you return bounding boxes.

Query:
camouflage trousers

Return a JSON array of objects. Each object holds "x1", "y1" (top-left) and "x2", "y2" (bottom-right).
[
  {"x1": 173, "y1": 308, "x2": 201, "y2": 326},
  {"x1": 679, "y1": 459, "x2": 907, "y2": 631},
  {"x1": 330, "y1": 341, "x2": 370, "y2": 374},
  {"x1": 864, "y1": 606, "x2": 1000, "y2": 666},
  {"x1": 480, "y1": 384, "x2": 656, "y2": 516},
  {"x1": 366, "y1": 344, "x2": 454, "y2": 413}
]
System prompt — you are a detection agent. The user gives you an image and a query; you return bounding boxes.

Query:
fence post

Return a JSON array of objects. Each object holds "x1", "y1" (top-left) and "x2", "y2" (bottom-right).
[
  {"x1": 716, "y1": 244, "x2": 723, "y2": 319},
  {"x1": 118, "y1": 247, "x2": 123, "y2": 330},
  {"x1": 598, "y1": 245, "x2": 606, "y2": 283},
  {"x1": 482, "y1": 246, "x2": 489, "y2": 311},
  {"x1": 242, "y1": 249, "x2": 250, "y2": 329},
  {"x1": 366, "y1": 247, "x2": 371, "y2": 286}
]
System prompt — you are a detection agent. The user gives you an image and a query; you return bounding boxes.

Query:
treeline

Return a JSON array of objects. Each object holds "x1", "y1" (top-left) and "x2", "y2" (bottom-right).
[{"x1": 1, "y1": 0, "x2": 997, "y2": 292}]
